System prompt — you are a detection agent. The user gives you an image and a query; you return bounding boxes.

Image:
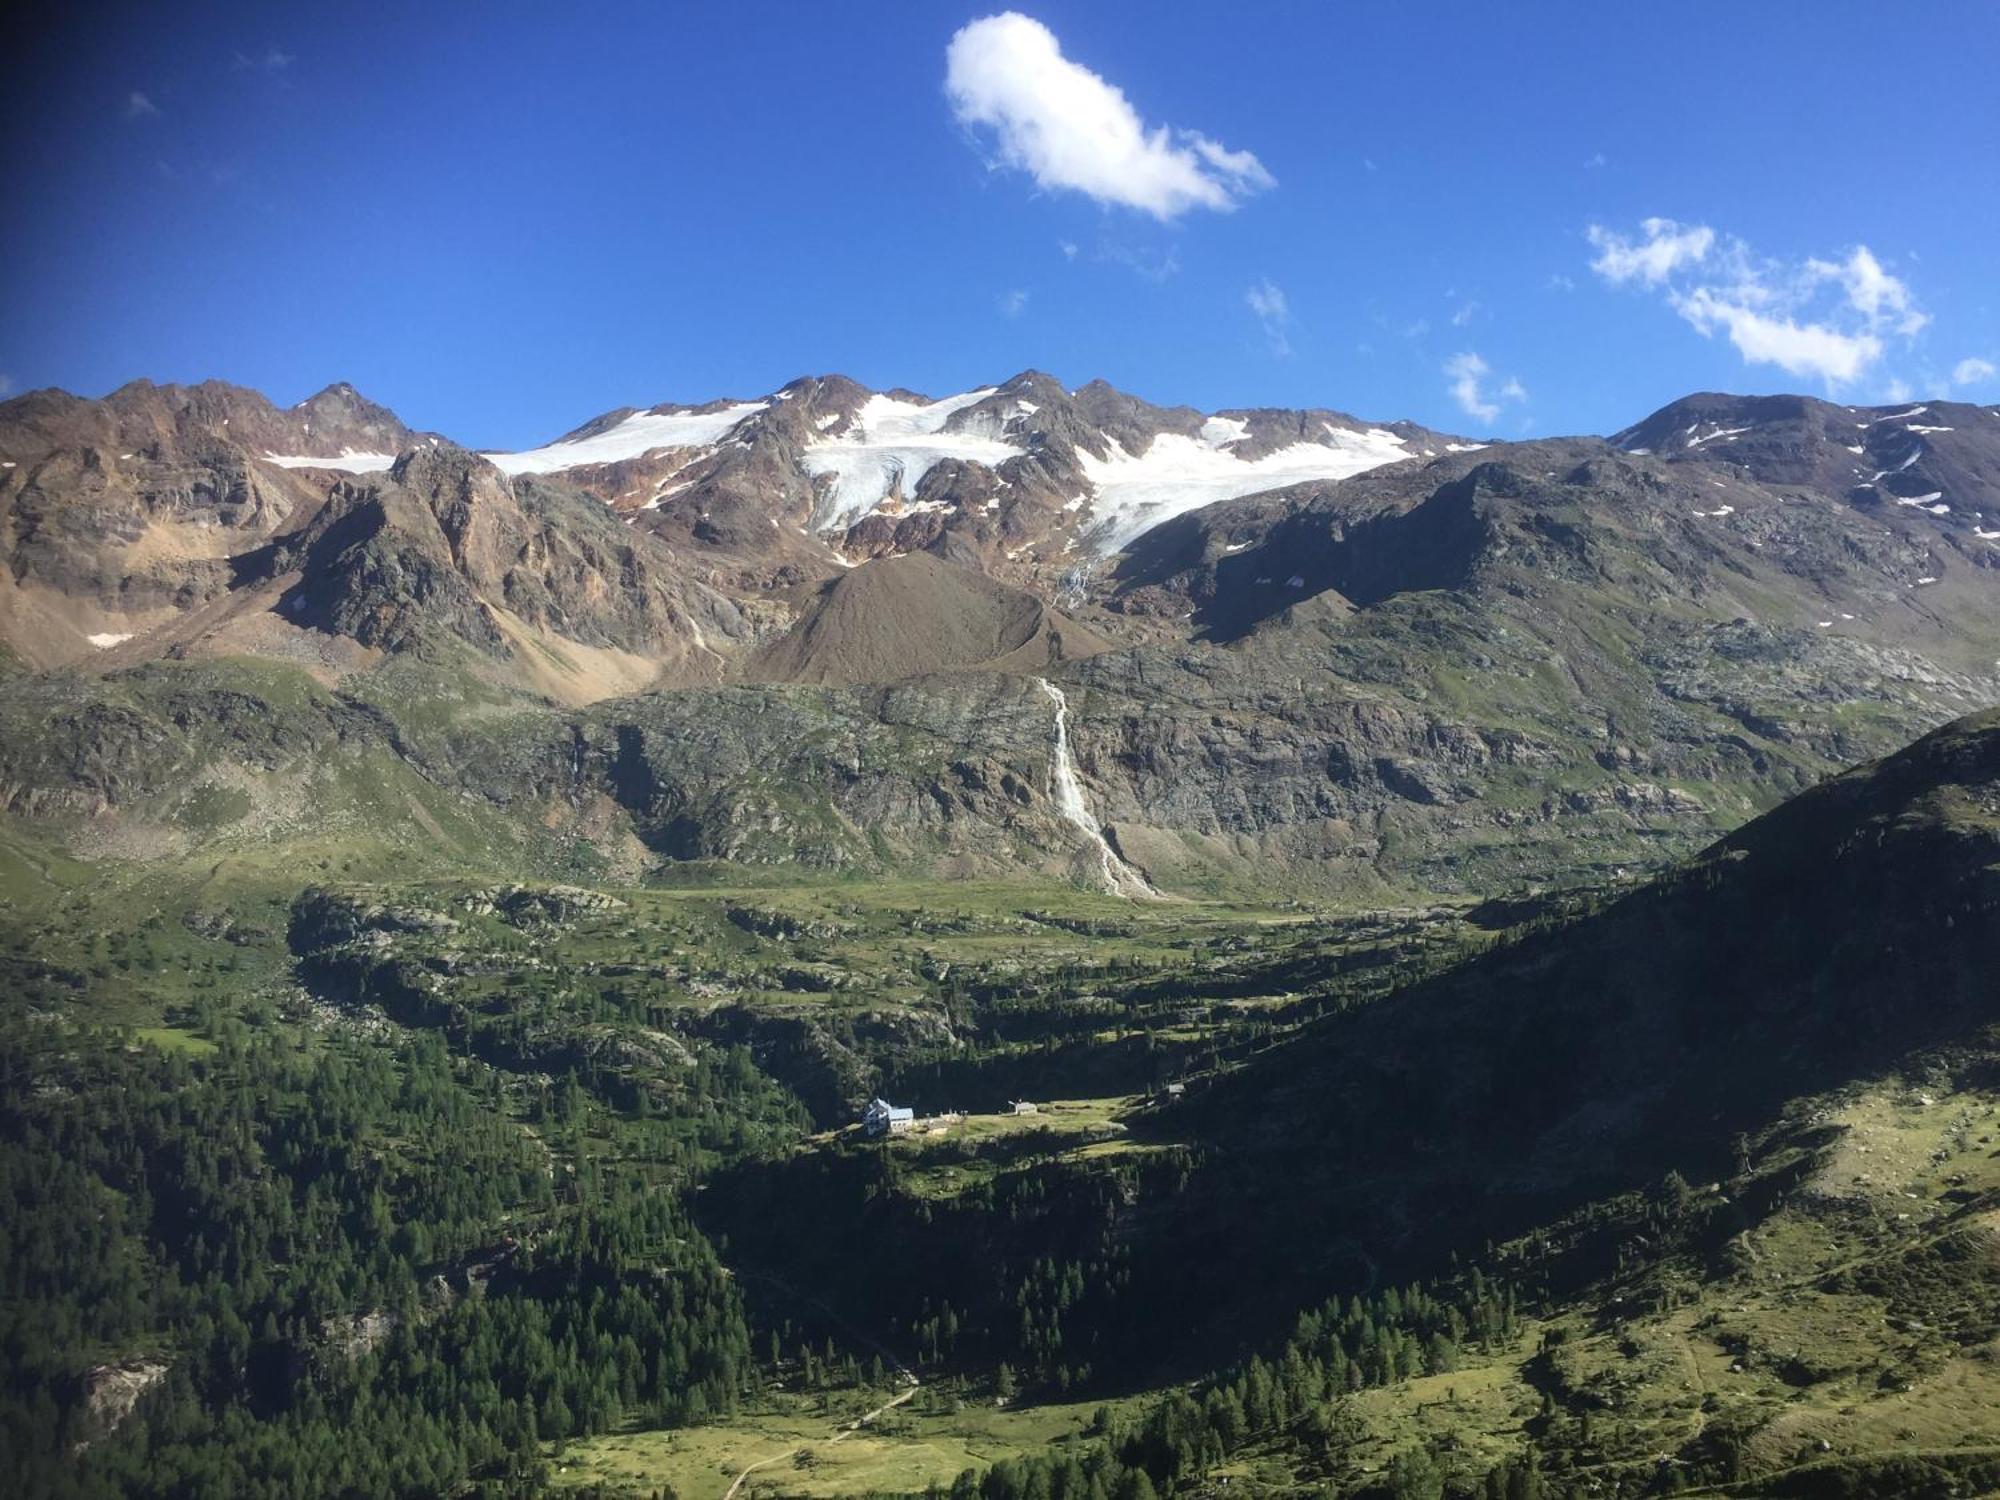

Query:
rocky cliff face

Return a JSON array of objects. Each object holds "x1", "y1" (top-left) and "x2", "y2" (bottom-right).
[
  {"x1": 248, "y1": 444, "x2": 771, "y2": 691},
  {"x1": 0, "y1": 383, "x2": 796, "y2": 697},
  {"x1": 0, "y1": 379, "x2": 430, "y2": 669}
]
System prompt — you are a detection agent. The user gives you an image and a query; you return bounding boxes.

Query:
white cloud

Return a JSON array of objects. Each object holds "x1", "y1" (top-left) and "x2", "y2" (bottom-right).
[
  {"x1": 232, "y1": 47, "x2": 295, "y2": 72},
  {"x1": 1950, "y1": 356, "x2": 1995, "y2": 388},
  {"x1": 1450, "y1": 299, "x2": 1480, "y2": 327},
  {"x1": 125, "y1": 91, "x2": 160, "y2": 119},
  {"x1": 1445, "y1": 352, "x2": 1526, "y2": 426},
  {"x1": 1586, "y1": 217, "x2": 1714, "y2": 285},
  {"x1": 1671, "y1": 287, "x2": 1882, "y2": 385},
  {"x1": 999, "y1": 288, "x2": 1030, "y2": 318},
  {"x1": 1806, "y1": 246, "x2": 1927, "y2": 336},
  {"x1": 1058, "y1": 240, "x2": 1078, "y2": 261},
  {"x1": 0, "y1": 374, "x2": 13, "y2": 397},
  {"x1": 1588, "y1": 217, "x2": 1931, "y2": 390},
  {"x1": 1097, "y1": 240, "x2": 1180, "y2": 283},
  {"x1": 1245, "y1": 279, "x2": 1290, "y2": 356},
  {"x1": 944, "y1": 12, "x2": 1273, "y2": 220},
  {"x1": 1584, "y1": 151, "x2": 1607, "y2": 169}
]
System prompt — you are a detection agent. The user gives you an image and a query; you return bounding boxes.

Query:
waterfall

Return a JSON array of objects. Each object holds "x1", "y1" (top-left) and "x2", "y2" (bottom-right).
[{"x1": 1034, "y1": 678, "x2": 1155, "y2": 898}]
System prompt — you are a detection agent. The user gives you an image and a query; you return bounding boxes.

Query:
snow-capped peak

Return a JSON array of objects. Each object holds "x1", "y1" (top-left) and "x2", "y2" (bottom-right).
[
  {"x1": 485, "y1": 401, "x2": 768, "y2": 476},
  {"x1": 1077, "y1": 424, "x2": 1413, "y2": 551},
  {"x1": 800, "y1": 388, "x2": 1021, "y2": 531}
]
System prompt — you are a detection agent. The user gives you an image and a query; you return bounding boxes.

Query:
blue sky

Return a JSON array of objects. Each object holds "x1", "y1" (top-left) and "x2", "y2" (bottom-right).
[{"x1": 2, "y1": 1, "x2": 1995, "y2": 448}]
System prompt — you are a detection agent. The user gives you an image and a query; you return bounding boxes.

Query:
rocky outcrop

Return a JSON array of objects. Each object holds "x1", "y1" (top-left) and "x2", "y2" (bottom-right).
[{"x1": 77, "y1": 1360, "x2": 168, "y2": 1446}]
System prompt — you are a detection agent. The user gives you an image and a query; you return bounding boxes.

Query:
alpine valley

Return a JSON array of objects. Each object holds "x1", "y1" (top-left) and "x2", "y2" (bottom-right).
[{"x1": 6, "y1": 371, "x2": 2000, "y2": 1500}]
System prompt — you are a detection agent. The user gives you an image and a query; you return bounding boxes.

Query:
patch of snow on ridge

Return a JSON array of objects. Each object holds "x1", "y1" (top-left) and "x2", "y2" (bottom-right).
[
  {"x1": 1199, "y1": 415, "x2": 1250, "y2": 448},
  {"x1": 86, "y1": 632, "x2": 134, "y2": 648},
  {"x1": 263, "y1": 449, "x2": 398, "y2": 473},
  {"x1": 1078, "y1": 426, "x2": 1411, "y2": 551},
  {"x1": 800, "y1": 388, "x2": 1020, "y2": 531},
  {"x1": 486, "y1": 402, "x2": 768, "y2": 475}
]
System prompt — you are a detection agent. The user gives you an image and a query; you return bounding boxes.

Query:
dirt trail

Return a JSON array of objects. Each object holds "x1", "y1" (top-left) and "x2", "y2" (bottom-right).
[
  {"x1": 720, "y1": 1449, "x2": 790, "y2": 1500},
  {"x1": 719, "y1": 1377, "x2": 920, "y2": 1500}
]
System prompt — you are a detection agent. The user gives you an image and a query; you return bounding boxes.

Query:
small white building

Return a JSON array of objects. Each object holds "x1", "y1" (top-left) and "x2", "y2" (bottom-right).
[
  {"x1": 862, "y1": 1098, "x2": 915, "y2": 1137},
  {"x1": 1008, "y1": 1101, "x2": 1039, "y2": 1116}
]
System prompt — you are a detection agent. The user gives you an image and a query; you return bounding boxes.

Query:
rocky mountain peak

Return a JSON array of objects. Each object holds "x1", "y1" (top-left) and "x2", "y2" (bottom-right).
[{"x1": 1613, "y1": 389, "x2": 2000, "y2": 544}]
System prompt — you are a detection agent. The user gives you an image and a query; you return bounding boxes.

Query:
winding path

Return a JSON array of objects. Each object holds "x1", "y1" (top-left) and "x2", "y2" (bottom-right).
[{"x1": 719, "y1": 1378, "x2": 921, "y2": 1500}]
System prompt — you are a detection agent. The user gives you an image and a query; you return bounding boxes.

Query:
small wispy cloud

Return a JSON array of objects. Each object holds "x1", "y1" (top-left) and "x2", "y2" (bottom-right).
[
  {"x1": 1584, "y1": 151, "x2": 1608, "y2": 169},
  {"x1": 999, "y1": 288, "x2": 1030, "y2": 319},
  {"x1": 1587, "y1": 217, "x2": 1930, "y2": 390},
  {"x1": 1096, "y1": 240, "x2": 1180, "y2": 283},
  {"x1": 125, "y1": 91, "x2": 160, "y2": 120},
  {"x1": 1245, "y1": 279, "x2": 1291, "y2": 356},
  {"x1": 0, "y1": 374, "x2": 15, "y2": 398},
  {"x1": 1954, "y1": 356, "x2": 1996, "y2": 388},
  {"x1": 232, "y1": 46, "x2": 296, "y2": 72},
  {"x1": 1806, "y1": 246, "x2": 1927, "y2": 337},
  {"x1": 945, "y1": 12, "x2": 1273, "y2": 220},
  {"x1": 1587, "y1": 217, "x2": 1714, "y2": 286},
  {"x1": 1445, "y1": 352, "x2": 1527, "y2": 426},
  {"x1": 1547, "y1": 273, "x2": 1576, "y2": 292},
  {"x1": 1450, "y1": 299, "x2": 1480, "y2": 328},
  {"x1": 1058, "y1": 240, "x2": 1078, "y2": 261}
]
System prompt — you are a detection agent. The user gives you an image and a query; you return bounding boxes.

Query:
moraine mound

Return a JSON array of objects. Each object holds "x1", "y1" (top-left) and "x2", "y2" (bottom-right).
[{"x1": 739, "y1": 550, "x2": 1114, "y2": 686}]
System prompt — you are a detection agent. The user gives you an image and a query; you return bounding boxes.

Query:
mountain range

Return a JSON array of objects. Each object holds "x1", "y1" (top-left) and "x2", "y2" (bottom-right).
[{"x1": 3, "y1": 372, "x2": 1998, "y2": 897}]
